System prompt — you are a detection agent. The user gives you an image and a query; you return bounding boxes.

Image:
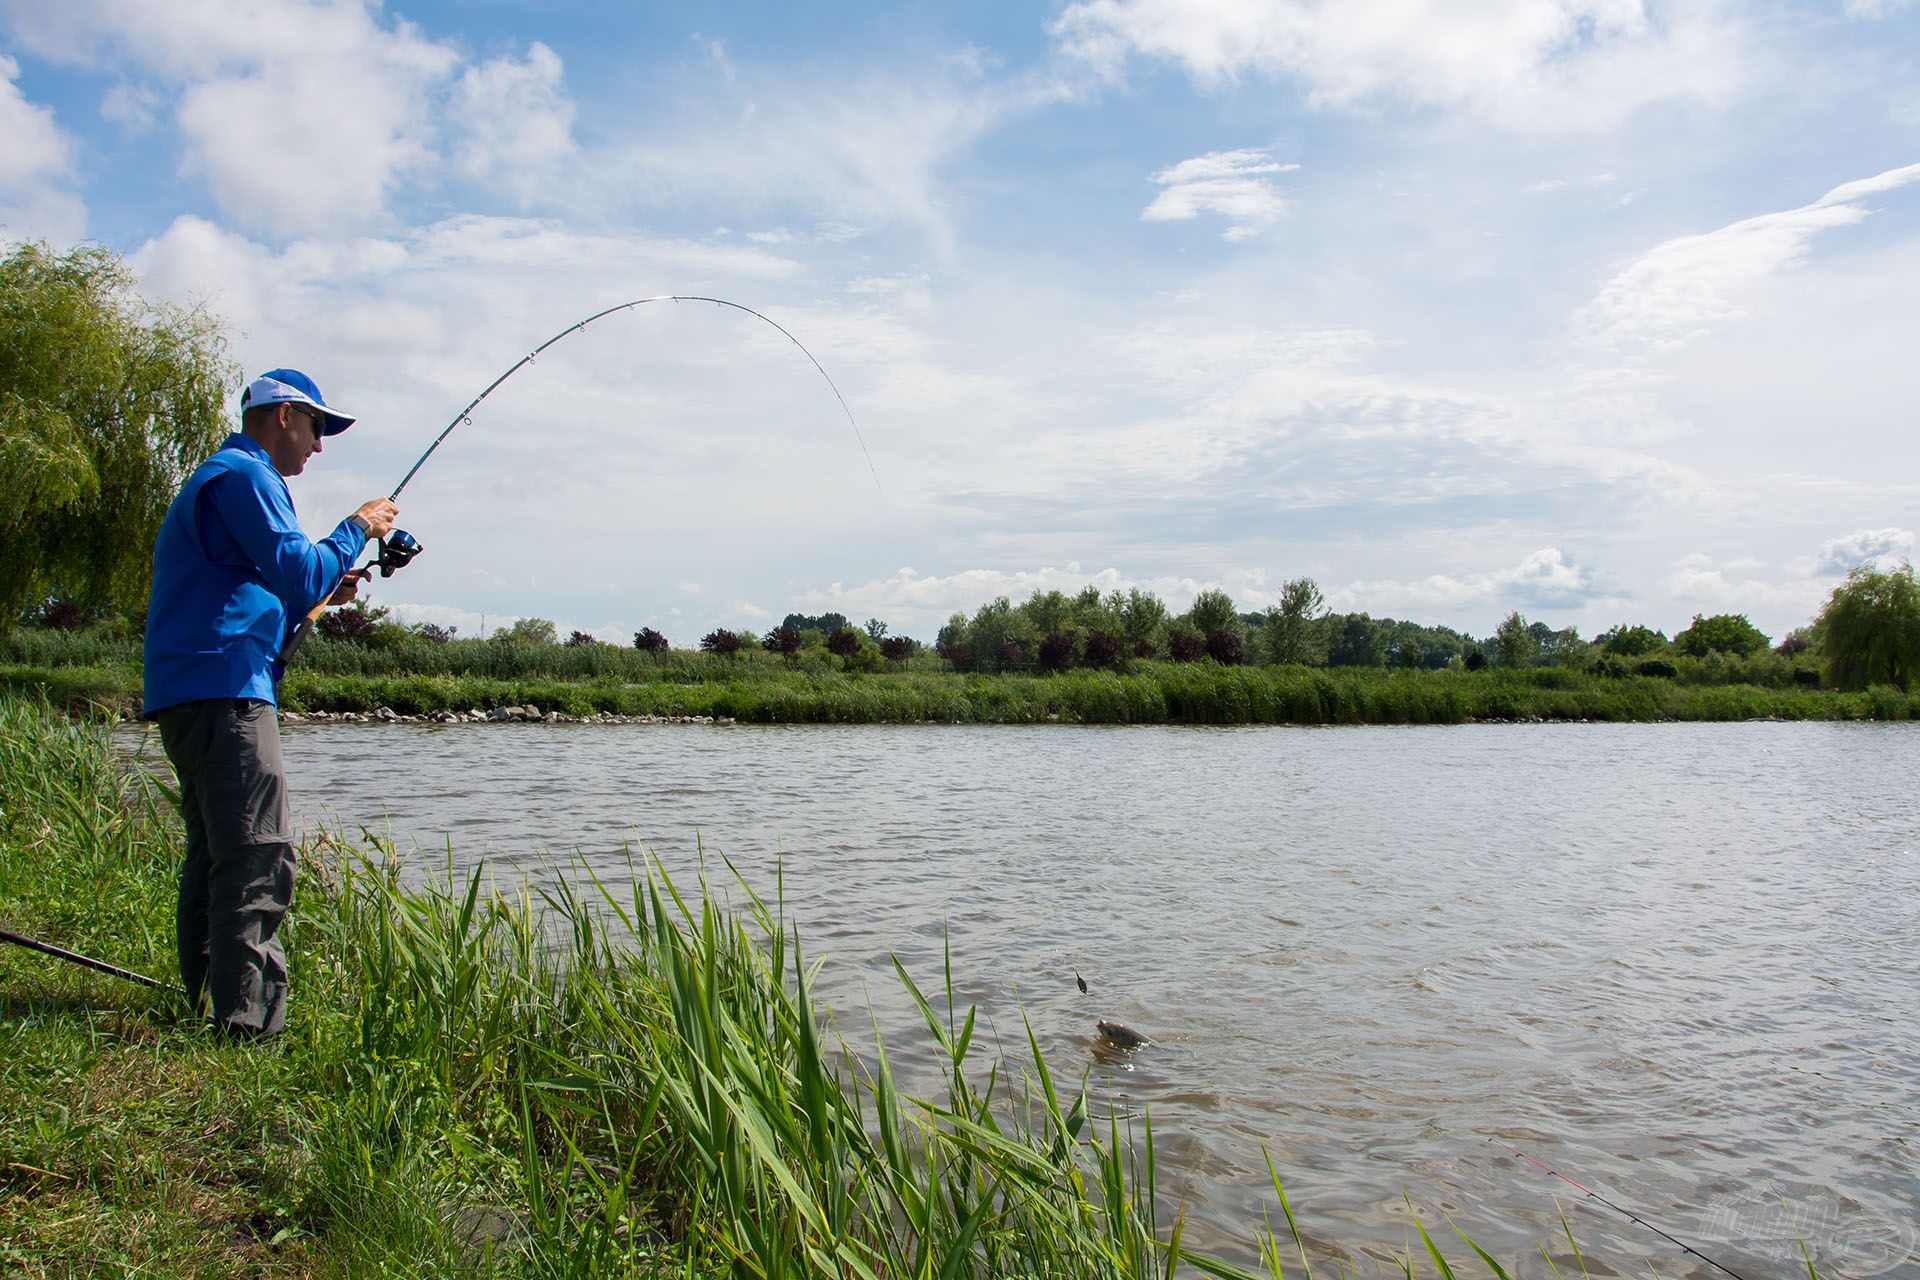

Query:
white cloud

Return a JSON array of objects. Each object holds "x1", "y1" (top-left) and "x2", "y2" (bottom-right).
[
  {"x1": 1576, "y1": 161, "x2": 1920, "y2": 358},
  {"x1": 1844, "y1": 0, "x2": 1913, "y2": 16},
  {"x1": 1812, "y1": 527, "x2": 1915, "y2": 575},
  {"x1": 449, "y1": 41, "x2": 576, "y2": 199},
  {"x1": 0, "y1": 52, "x2": 71, "y2": 185},
  {"x1": 99, "y1": 80, "x2": 162, "y2": 132},
  {"x1": 6, "y1": 0, "x2": 461, "y2": 236},
  {"x1": 1049, "y1": 0, "x2": 1748, "y2": 128},
  {"x1": 1345, "y1": 548, "x2": 1604, "y2": 616},
  {"x1": 1142, "y1": 147, "x2": 1296, "y2": 238}
]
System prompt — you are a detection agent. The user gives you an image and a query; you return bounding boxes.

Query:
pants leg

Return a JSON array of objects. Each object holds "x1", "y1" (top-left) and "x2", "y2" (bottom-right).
[{"x1": 157, "y1": 698, "x2": 294, "y2": 1037}]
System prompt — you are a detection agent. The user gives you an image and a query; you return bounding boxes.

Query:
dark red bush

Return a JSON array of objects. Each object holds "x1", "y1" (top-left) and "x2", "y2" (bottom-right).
[
  {"x1": 880, "y1": 635, "x2": 913, "y2": 662},
  {"x1": 565, "y1": 630, "x2": 597, "y2": 647},
  {"x1": 940, "y1": 641, "x2": 974, "y2": 671},
  {"x1": 826, "y1": 627, "x2": 863, "y2": 659},
  {"x1": 30, "y1": 598, "x2": 89, "y2": 631},
  {"x1": 996, "y1": 640, "x2": 1028, "y2": 670},
  {"x1": 1206, "y1": 628, "x2": 1246, "y2": 665},
  {"x1": 1132, "y1": 638, "x2": 1158, "y2": 660},
  {"x1": 317, "y1": 603, "x2": 379, "y2": 642},
  {"x1": 413, "y1": 622, "x2": 456, "y2": 643},
  {"x1": 633, "y1": 627, "x2": 670, "y2": 653},
  {"x1": 1167, "y1": 628, "x2": 1204, "y2": 662},
  {"x1": 763, "y1": 626, "x2": 803, "y2": 657},
  {"x1": 1083, "y1": 630, "x2": 1123, "y2": 669},
  {"x1": 1036, "y1": 630, "x2": 1077, "y2": 672},
  {"x1": 701, "y1": 628, "x2": 743, "y2": 657}
]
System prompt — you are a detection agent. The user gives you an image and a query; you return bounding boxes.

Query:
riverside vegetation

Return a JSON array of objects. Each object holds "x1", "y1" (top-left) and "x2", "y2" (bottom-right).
[
  {"x1": 0, "y1": 690, "x2": 1716, "y2": 1279},
  {"x1": 4, "y1": 602, "x2": 1918, "y2": 725}
]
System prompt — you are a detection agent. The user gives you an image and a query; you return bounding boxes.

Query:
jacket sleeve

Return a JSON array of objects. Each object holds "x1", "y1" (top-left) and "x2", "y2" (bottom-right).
[{"x1": 202, "y1": 469, "x2": 370, "y2": 611}]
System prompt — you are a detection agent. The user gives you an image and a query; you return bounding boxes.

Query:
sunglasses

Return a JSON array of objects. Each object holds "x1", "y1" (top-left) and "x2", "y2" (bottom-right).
[{"x1": 289, "y1": 404, "x2": 326, "y2": 438}]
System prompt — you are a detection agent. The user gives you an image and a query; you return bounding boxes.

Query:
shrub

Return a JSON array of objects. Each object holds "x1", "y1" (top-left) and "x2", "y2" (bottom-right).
[
  {"x1": 1083, "y1": 630, "x2": 1123, "y2": 670},
  {"x1": 27, "y1": 598, "x2": 90, "y2": 631},
  {"x1": 1167, "y1": 629, "x2": 1204, "y2": 662},
  {"x1": 879, "y1": 635, "x2": 913, "y2": 662},
  {"x1": 1206, "y1": 628, "x2": 1246, "y2": 665},
  {"x1": 1132, "y1": 638, "x2": 1158, "y2": 660},
  {"x1": 1463, "y1": 649, "x2": 1487, "y2": 671},
  {"x1": 996, "y1": 640, "x2": 1028, "y2": 671},
  {"x1": 826, "y1": 627, "x2": 863, "y2": 659},
  {"x1": 565, "y1": 630, "x2": 598, "y2": 647},
  {"x1": 939, "y1": 641, "x2": 973, "y2": 672},
  {"x1": 701, "y1": 628, "x2": 743, "y2": 657},
  {"x1": 317, "y1": 601, "x2": 382, "y2": 643},
  {"x1": 633, "y1": 627, "x2": 670, "y2": 653},
  {"x1": 763, "y1": 627, "x2": 803, "y2": 658},
  {"x1": 1637, "y1": 659, "x2": 1677, "y2": 678},
  {"x1": 1597, "y1": 623, "x2": 1665, "y2": 657},
  {"x1": 1036, "y1": 630, "x2": 1077, "y2": 672},
  {"x1": 412, "y1": 621, "x2": 456, "y2": 643}
]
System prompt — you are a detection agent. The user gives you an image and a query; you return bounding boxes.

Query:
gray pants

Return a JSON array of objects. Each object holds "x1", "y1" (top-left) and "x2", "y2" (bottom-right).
[{"x1": 155, "y1": 698, "x2": 294, "y2": 1037}]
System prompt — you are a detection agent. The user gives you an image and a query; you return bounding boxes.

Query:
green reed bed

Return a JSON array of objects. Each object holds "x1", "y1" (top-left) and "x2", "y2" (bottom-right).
[{"x1": 7, "y1": 688, "x2": 1757, "y2": 1279}]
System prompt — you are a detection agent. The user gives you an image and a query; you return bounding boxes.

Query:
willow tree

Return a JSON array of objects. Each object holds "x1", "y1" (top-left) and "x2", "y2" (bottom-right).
[
  {"x1": 0, "y1": 241, "x2": 235, "y2": 626},
  {"x1": 1814, "y1": 562, "x2": 1920, "y2": 691}
]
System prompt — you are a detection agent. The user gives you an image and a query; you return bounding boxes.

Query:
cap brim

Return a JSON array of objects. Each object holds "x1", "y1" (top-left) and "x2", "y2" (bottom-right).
[{"x1": 319, "y1": 409, "x2": 355, "y2": 436}]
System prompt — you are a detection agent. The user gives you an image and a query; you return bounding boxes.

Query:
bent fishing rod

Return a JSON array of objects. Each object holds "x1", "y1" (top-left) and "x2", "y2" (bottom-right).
[
  {"x1": 1487, "y1": 1136, "x2": 1749, "y2": 1280},
  {"x1": 0, "y1": 925, "x2": 182, "y2": 993},
  {"x1": 281, "y1": 295, "x2": 878, "y2": 664}
]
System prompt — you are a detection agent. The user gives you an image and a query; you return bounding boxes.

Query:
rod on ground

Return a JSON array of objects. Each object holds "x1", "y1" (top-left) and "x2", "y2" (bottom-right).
[{"x1": 0, "y1": 926, "x2": 181, "y2": 994}]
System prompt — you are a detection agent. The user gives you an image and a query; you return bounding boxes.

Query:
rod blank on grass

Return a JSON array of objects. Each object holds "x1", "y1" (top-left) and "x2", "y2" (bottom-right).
[{"x1": 0, "y1": 924, "x2": 180, "y2": 993}]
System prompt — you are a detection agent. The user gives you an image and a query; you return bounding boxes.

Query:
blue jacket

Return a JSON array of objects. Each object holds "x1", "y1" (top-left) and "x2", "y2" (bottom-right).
[{"x1": 143, "y1": 434, "x2": 367, "y2": 713}]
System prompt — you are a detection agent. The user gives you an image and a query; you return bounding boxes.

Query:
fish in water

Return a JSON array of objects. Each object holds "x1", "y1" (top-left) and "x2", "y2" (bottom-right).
[
  {"x1": 1096, "y1": 1019, "x2": 1149, "y2": 1048},
  {"x1": 1076, "y1": 970, "x2": 1089, "y2": 994}
]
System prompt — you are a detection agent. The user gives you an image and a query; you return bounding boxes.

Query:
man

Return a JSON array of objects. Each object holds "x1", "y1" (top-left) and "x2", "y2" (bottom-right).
[{"x1": 143, "y1": 368, "x2": 398, "y2": 1039}]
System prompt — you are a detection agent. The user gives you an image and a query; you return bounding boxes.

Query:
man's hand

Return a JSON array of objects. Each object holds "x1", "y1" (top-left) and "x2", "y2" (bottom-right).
[
  {"x1": 354, "y1": 498, "x2": 399, "y2": 539},
  {"x1": 328, "y1": 567, "x2": 373, "y2": 606}
]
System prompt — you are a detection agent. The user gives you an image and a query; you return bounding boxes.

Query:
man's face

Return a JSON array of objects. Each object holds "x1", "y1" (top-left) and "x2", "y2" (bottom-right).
[{"x1": 264, "y1": 403, "x2": 326, "y2": 476}]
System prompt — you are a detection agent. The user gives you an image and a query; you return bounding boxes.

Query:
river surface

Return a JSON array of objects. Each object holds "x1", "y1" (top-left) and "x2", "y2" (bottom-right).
[{"x1": 125, "y1": 719, "x2": 1919, "y2": 1276}]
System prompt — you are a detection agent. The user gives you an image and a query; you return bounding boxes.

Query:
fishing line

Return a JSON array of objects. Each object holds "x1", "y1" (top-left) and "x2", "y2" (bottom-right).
[
  {"x1": 282, "y1": 294, "x2": 876, "y2": 663},
  {"x1": 1487, "y1": 1136, "x2": 1749, "y2": 1280}
]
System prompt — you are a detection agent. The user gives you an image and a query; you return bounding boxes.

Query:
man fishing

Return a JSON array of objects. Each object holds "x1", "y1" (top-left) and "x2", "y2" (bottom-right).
[{"x1": 143, "y1": 369, "x2": 398, "y2": 1039}]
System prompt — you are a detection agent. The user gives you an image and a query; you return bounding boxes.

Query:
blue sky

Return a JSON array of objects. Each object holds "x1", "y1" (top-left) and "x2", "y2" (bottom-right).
[{"x1": 4, "y1": 0, "x2": 1917, "y2": 644}]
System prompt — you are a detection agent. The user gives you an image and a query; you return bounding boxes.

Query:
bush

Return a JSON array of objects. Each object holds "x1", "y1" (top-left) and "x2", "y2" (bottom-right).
[
  {"x1": 879, "y1": 635, "x2": 913, "y2": 662},
  {"x1": 996, "y1": 640, "x2": 1028, "y2": 671},
  {"x1": 1083, "y1": 630, "x2": 1123, "y2": 670},
  {"x1": 1036, "y1": 630, "x2": 1077, "y2": 672},
  {"x1": 1132, "y1": 639, "x2": 1158, "y2": 660},
  {"x1": 939, "y1": 641, "x2": 973, "y2": 672},
  {"x1": 412, "y1": 621, "x2": 455, "y2": 643},
  {"x1": 1167, "y1": 629, "x2": 1204, "y2": 662},
  {"x1": 633, "y1": 627, "x2": 669, "y2": 653},
  {"x1": 1205, "y1": 628, "x2": 1245, "y2": 665},
  {"x1": 1637, "y1": 659, "x2": 1677, "y2": 678},
  {"x1": 565, "y1": 630, "x2": 597, "y2": 647},
  {"x1": 763, "y1": 627, "x2": 803, "y2": 659},
  {"x1": 317, "y1": 601, "x2": 382, "y2": 643},
  {"x1": 701, "y1": 628, "x2": 744, "y2": 657}
]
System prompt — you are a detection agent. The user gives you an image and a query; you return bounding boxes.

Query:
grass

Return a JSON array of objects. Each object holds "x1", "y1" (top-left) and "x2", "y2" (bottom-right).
[
  {"x1": 1, "y1": 691, "x2": 1803, "y2": 1277},
  {"x1": 6, "y1": 650, "x2": 1918, "y2": 725}
]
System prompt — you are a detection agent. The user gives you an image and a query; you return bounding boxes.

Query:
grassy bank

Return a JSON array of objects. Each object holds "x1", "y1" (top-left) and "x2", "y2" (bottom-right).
[
  {"x1": 7, "y1": 654, "x2": 1917, "y2": 725},
  {"x1": 6, "y1": 689, "x2": 1656, "y2": 1278}
]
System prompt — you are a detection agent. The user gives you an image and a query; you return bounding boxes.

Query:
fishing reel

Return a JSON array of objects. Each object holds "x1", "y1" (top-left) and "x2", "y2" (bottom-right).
[{"x1": 375, "y1": 529, "x2": 423, "y2": 578}]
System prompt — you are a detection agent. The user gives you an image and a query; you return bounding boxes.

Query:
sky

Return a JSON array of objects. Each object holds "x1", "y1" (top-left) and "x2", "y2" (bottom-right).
[{"x1": 3, "y1": 0, "x2": 1918, "y2": 646}]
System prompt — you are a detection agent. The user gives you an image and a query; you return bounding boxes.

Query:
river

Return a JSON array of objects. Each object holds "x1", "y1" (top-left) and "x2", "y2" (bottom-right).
[{"x1": 126, "y1": 718, "x2": 1920, "y2": 1276}]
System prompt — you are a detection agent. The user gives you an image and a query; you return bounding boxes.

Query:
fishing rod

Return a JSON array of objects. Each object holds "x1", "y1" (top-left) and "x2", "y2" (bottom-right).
[
  {"x1": 281, "y1": 294, "x2": 877, "y2": 664},
  {"x1": 1487, "y1": 1136, "x2": 1749, "y2": 1280},
  {"x1": 0, "y1": 925, "x2": 182, "y2": 993}
]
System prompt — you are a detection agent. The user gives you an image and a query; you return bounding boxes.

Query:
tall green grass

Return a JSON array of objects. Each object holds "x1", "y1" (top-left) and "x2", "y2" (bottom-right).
[
  {"x1": 8, "y1": 689, "x2": 1792, "y2": 1277},
  {"x1": 9, "y1": 654, "x2": 1916, "y2": 725}
]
